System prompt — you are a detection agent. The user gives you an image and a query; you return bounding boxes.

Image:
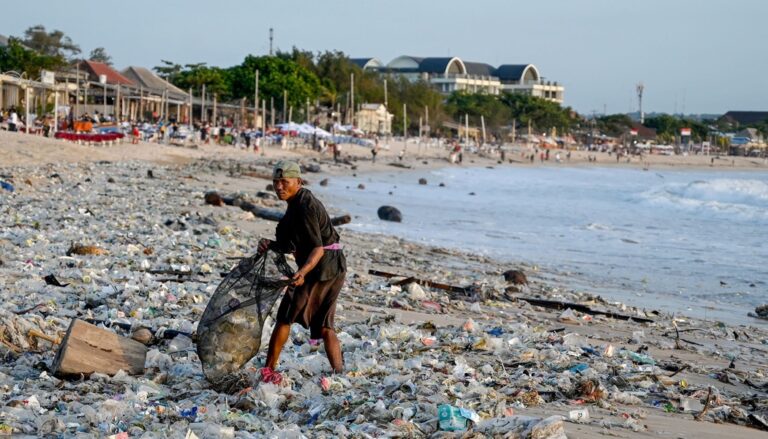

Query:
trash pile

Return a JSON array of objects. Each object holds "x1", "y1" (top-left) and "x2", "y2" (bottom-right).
[{"x1": 0, "y1": 160, "x2": 767, "y2": 437}]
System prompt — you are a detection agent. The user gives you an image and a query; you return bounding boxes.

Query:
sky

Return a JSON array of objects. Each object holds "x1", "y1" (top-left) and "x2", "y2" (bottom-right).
[{"x1": 1, "y1": 0, "x2": 766, "y2": 115}]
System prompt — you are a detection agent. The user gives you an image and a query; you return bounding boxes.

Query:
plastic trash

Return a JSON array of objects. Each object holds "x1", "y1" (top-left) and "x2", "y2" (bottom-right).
[
  {"x1": 0, "y1": 180, "x2": 13, "y2": 192},
  {"x1": 568, "y1": 363, "x2": 590, "y2": 374},
  {"x1": 626, "y1": 350, "x2": 656, "y2": 366},
  {"x1": 569, "y1": 408, "x2": 590, "y2": 423},
  {"x1": 438, "y1": 404, "x2": 478, "y2": 431}
]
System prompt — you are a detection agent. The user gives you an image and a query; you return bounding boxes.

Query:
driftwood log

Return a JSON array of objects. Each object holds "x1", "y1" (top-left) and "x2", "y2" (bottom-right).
[
  {"x1": 516, "y1": 297, "x2": 654, "y2": 323},
  {"x1": 51, "y1": 319, "x2": 147, "y2": 377},
  {"x1": 206, "y1": 192, "x2": 351, "y2": 226},
  {"x1": 368, "y1": 270, "x2": 654, "y2": 323}
]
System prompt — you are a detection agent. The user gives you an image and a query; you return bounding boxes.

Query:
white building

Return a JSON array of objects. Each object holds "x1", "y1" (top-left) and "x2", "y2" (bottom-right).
[
  {"x1": 355, "y1": 103, "x2": 393, "y2": 134},
  {"x1": 351, "y1": 56, "x2": 564, "y2": 104}
]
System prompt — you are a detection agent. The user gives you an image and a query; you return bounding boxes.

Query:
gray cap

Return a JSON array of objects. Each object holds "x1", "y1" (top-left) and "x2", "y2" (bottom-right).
[{"x1": 272, "y1": 161, "x2": 302, "y2": 179}]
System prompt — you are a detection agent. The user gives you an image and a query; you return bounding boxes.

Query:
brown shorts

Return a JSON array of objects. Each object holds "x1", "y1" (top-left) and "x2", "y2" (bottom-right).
[{"x1": 275, "y1": 272, "x2": 345, "y2": 339}]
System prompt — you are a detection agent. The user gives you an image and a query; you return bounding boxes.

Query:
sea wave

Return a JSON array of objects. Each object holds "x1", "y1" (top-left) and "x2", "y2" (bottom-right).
[{"x1": 640, "y1": 179, "x2": 768, "y2": 219}]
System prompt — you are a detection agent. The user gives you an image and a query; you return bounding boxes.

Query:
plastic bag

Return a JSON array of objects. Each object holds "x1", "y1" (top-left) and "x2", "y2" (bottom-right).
[{"x1": 196, "y1": 251, "x2": 294, "y2": 387}]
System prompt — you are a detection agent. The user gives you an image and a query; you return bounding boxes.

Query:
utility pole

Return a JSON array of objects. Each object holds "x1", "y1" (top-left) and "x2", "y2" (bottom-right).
[
  {"x1": 636, "y1": 82, "x2": 645, "y2": 124},
  {"x1": 269, "y1": 28, "x2": 274, "y2": 56}
]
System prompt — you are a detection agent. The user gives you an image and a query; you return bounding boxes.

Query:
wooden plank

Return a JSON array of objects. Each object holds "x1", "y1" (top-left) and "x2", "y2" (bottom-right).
[
  {"x1": 368, "y1": 269, "x2": 470, "y2": 294},
  {"x1": 51, "y1": 319, "x2": 147, "y2": 377},
  {"x1": 517, "y1": 297, "x2": 655, "y2": 323}
]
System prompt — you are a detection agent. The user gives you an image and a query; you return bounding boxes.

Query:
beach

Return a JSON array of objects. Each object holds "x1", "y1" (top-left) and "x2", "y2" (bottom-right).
[{"x1": 1, "y1": 131, "x2": 768, "y2": 438}]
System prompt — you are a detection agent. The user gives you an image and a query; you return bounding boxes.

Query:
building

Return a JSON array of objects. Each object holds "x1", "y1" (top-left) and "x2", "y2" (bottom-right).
[
  {"x1": 355, "y1": 103, "x2": 393, "y2": 134},
  {"x1": 352, "y1": 55, "x2": 564, "y2": 103},
  {"x1": 121, "y1": 66, "x2": 190, "y2": 122},
  {"x1": 719, "y1": 111, "x2": 768, "y2": 127}
]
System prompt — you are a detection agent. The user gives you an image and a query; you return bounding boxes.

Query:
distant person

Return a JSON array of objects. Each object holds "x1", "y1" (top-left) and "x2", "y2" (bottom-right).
[
  {"x1": 8, "y1": 108, "x2": 18, "y2": 132},
  {"x1": 132, "y1": 125, "x2": 140, "y2": 144},
  {"x1": 371, "y1": 145, "x2": 378, "y2": 164}
]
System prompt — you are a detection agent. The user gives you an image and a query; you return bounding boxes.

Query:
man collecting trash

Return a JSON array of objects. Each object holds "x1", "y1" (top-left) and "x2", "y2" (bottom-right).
[{"x1": 257, "y1": 161, "x2": 346, "y2": 384}]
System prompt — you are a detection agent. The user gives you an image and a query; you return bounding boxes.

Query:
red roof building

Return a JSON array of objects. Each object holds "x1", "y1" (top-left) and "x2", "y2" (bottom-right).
[{"x1": 79, "y1": 60, "x2": 134, "y2": 86}]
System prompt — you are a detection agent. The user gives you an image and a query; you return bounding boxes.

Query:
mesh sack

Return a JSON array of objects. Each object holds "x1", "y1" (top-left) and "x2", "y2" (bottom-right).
[{"x1": 197, "y1": 251, "x2": 294, "y2": 385}]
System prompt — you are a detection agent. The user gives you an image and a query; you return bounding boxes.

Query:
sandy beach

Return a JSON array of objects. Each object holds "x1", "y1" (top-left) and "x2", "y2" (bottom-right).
[{"x1": 1, "y1": 131, "x2": 768, "y2": 437}]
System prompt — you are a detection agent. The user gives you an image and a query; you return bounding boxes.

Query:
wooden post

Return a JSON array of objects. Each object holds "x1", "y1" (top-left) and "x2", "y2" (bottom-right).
[
  {"x1": 212, "y1": 93, "x2": 217, "y2": 127},
  {"x1": 383, "y1": 79, "x2": 388, "y2": 108},
  {"x1": 52, "y1": 319, "x2": 147, "y2": 377},
  {"x1": 75, "y1": 63, "x2": 80, "y2": 118},
  {"x1": 270, "y1": 96, "x2": 275, "y2": 127},
  {"x1": 350, "y1": 73, "x2": 355, "y2": 126},
  {"x1": 282, "y1": 89, "x2": 287, "y2": 124},
  {"x1": 403, "y1": 103, "x2": 407, "y2": 138},
  {"x1": 201, "y1": 84, "x2": 206, "y2": 122},
  {"x1": 53, "y1": 85, "x2": 58, "y2": 134},
  {"x1": 465, "y1": 113, "x2": 469, "y2": 145},
  {"x1": 188, "y1": 87, "x2": 193, "y2": 128},
  {"x1": 25, "y1": 86, "x2": 30, "y2": 135},
  {"x1": 254, "y1": 70, "x2": 259, "y2": 128},
  {"x1": 481, "y1": 115, "x2": 486, "y2": 145},
  {"x1": 116, "y1": 84, "x2": 121, "y2": 122},
  {"x1": 261, "y1": 99, "x2": 266, "y2": 136}
]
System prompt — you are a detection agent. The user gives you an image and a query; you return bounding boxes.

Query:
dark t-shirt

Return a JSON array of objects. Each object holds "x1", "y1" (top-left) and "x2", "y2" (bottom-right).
[{"x1": 271, "y1": 188, "x2": 346, "y2": 281}]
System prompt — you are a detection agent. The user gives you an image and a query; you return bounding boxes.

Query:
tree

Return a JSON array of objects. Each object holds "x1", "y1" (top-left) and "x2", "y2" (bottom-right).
[
  {"x1": 595, "y1": 114, "x2": 633, "y2": 137},
  {"x1": 153, "y1": 60, "x2": 184, "y2": 82},
  {"x1": 0, "y1": 38, "x2": 66, "y2": 78},
  {"x1": 384, "y1": 76, "x2": 447, "y2": 135},
  {"x1": 227, "y1": 55, "x2": 322, "y2": 111},
  {"x1": 88, "y1": 47, "x2": 112, "y2": 65},
  {"x1": 500, "y1": 92, "x2": 577, "y2": 133},
  {"x1": 21, "y1": 25, "x2": 81, "y2": 59},
  {"x1": 645, "y1": 114, "x2": 708, "y2": 143},
  {"x1": 446, "y1": 92, "x2": 511, "y2": 132}
]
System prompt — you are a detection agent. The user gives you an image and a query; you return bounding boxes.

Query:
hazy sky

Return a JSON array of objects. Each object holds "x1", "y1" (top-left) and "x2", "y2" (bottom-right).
[{"x1": 2, "y1": 0, "x2": 765, "y2": 115}]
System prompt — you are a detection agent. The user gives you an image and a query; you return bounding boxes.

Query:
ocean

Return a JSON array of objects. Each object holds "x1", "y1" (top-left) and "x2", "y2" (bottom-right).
[{"x1": 315, "y1": 165, "x2": 768, "y2": 325}]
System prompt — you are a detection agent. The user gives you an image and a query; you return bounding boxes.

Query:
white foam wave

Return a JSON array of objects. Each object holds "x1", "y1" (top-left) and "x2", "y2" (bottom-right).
[{"x1": 641, "y1": 179, "x2": 768, "y2": 219}]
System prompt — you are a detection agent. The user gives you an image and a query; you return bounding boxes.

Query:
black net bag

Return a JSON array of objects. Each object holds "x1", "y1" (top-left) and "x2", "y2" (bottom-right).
[{"x1": 197, "y1": 251, "x2": 294, "y2": 387}]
